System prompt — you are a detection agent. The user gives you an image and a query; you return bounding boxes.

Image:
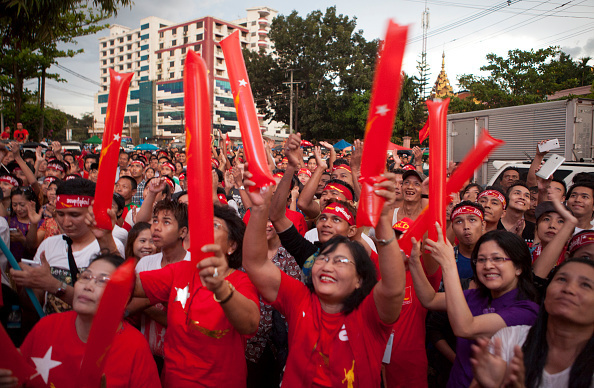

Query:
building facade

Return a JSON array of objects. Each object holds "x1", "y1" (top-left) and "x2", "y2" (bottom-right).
[{"x1": 93, "y1": 6, "x2": 287, "y2": 144}]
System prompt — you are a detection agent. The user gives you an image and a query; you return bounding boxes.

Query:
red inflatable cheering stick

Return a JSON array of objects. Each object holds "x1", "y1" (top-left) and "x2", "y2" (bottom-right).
[
  {"x1": 93, "y1": 69, "x2": 133, "y2": 230},
  {"x1": 184, "y1": 50, "x2": 214, "y2": 265},
  {"x1": 426, "y1": 98, "x2": 449, "y2": 240},
  {"x1": 77, "y1": 258, "x2": 136, "y2": 387},
  {"x1": 0, "y1": 324, "x2": 39, "y2": 385},
  {"x1": 220, "y1": 31, "x2": 275, "y2": 191},
  {"x1": 398, "y1": 130, "x2": 504, "y2": 255},
  {"x1": 357, "y1": 21, "x2": 408, "y2": 228}
]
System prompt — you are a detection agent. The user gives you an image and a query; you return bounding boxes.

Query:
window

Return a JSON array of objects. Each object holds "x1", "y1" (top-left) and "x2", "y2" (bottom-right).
[
  {"x1": 119, "y1": 37, "x2": 123, "y2": 43},
  {"x1": 183, "y1": 25, "x2": 188, "y2": 33},
  {"x1": 196, "y1": 21, "x2": 203, "y2": 28},
  {"x1": 159, "y1": 32, "x2": 164, "y2": 38},
  {"x1": 140, "y1": 65, "x2": 149, "y2": 71},
  {"x1": 170, "y1": 61, "x2": 174, "y2": 67},
  {"x1": 110, "y1": 40, "x2": 114, "y2": 46},
  {"x1": 216, "y1": 69, "x2": 223, "y2": 76},
  {"x1": 157, "y1": 53, "x2": 162, "y2": 59},
  {"x1": 110, "y1": 58, "x2": 114, "y2": 64},
  {"x1": 127, "y1": 54, "x2": 132, "y2": 59},
  {"x1": 172, "y1": 40, "x2": 176, "y2": 46},
  {"x1": 140, "y1": 55, "x2": 148, "y2": 61},
  {"x1": 184, "y1": 37, "x2": 188, "y2": 44},
  {"x1": 170, "y1": 72, "x2": 175, "y2": 78},
  {"x1": 140, "y1": 44, "x2": 149, "y2": 51},
  {"x1": 127, "y1": 44, "x2": 132, "y2": 50},
  {"x1": 119, "y1": 56, "x2": 123, "y2": 61},
  {"x1": 196, "y1": 33, "x2": 203, "y2": 41},
  {"x1": 157, "y1": 64, "x2": 162, "y2": 70},
  {"x1": 101, "y1": 107, "x2": 107, "y2": 114},
  {"x1": 181, "y1": 47, "x2": 186, "y2": 54},
  {"x1": 127, "y1": 35, "x2": 132, "y2": 41},
  {"x1": 181, "y1": 59, "x2": 185, "y2": 65},
  {"x1": 194, "y1": 44, "x2": 200, "y2": 51},
  {"x1": 119, "y1": 47, "x2": 124, "y2": 52},
  {"x1": 102, "y1": 42, "x2": 106, "y2": 48},
  {"x1": 140, "y1": 34, "x2": 149, "y2": 41},
  {"x1": 170, "y1": 50, "x2": 174, "y2": 56},
  {"x1": 251, "y1": 21, "x2": 256, "y2": 26},
  {"x1": 141, "y1": 23, "x2": 150, "y2": 30},
  {"x1": 127, "y1": 63, "x2": 131, "y2": 69},
  {"x1": 119, "y1": 65, "x2": 123, "y2": 70},
  {"x1": 172, "y1": 28, "x2": 177, "y2": 35},
  {"x1": 102, "y1": 69, "x2": 107, "y2": 74},
  {"x1": 251, "y1": 32, "x2": 256, "y2": 36},
  {"x1": 110, "y1": 49, "x2": 114, "y2": 54},
  {"x1": 159, "y1": 43, "x2": 164, "y2": 49},
  {"x1": 102, "y1": 60, "x2": 107, "y2": 65},
  {"x1": 157, "y1": 74, "x2": 162, "y2": 81}
]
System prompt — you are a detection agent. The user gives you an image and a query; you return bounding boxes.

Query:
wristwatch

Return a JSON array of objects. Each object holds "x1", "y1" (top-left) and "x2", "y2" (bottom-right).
[
  {"x1": 238, "y1": 185, "x2": 245, "y2": 190},
  {"x1": 53, "y1": 282, "x2": 68, "y2": 297}
]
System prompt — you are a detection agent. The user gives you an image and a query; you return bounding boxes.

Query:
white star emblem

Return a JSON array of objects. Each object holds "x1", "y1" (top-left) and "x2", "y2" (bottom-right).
[
  {"x1": 302, "y1": 311, "x2": 305, "y2": 318},
  {"x1": 31, "y1": 347, "x2": 62, "y2": 384},
  {"x1": 376, "y1": 105, "x2": 390, "y2": 116},
  {"x1": 175, "y1": 284, "x2": 190, "y2": 308},
  {"x1": 238, "y1": 79, "x2": 248, "y2": 87},
  {"x1": 113, "y1": 133, "x2": 120, "y2": 141}
]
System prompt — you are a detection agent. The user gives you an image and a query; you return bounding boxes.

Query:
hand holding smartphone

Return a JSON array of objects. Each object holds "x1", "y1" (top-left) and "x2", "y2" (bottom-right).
[{"x1": 536, "y1": 154, "x2": 565, "y2": 180}]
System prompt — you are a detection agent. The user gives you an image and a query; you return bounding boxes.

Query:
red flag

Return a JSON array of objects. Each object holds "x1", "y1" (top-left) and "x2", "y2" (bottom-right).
[
  {"x1": 356, "y1": 21, "x2": 408, "y2": 228},
  {"x1": 77, "y1": 258, "x2": 136, "y2": 387},
  {"x1": 419, "y1": 119, "x2": 429, "y2": 143},
  {"x1": 184, "y1": 50, "x2": 214, "y2": 265},
  {"x1": 0, "y1": 324, "x2": 39, "y2": 384},
  {"x1": 220, "y1": 31, "x2": 275, "y2": 191},
  {"x1": 93, "y1": 69, "x2": 133, "y2": 230}
]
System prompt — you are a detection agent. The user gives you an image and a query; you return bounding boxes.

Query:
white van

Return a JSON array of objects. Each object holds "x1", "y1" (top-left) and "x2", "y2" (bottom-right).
[{"x1": 487, "y1": 160, "x2": 594, "y2": 188}]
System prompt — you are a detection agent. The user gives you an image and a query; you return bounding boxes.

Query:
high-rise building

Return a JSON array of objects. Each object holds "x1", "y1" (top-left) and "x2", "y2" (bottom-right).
[{"x1": 93, "y1": 6, "x2": 286, "y2": 144}]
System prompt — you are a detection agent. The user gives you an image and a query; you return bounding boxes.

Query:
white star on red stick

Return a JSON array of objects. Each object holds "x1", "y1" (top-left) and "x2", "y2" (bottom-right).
[
  {"x1": 113, "y1": 133, "x2": 121, "y2": 142},
  {"x1": 31, "y1": 347, "x2": 62, "y2": 384},
  {"x1": 376, "y1": 105, "x2": 390, "y2": 116},
  {"x1": 175, "y1": 284, "x2": 190, "y2": 308},
  {"x1": 238, "y1": 79, "x2": 248, "y2": 87}
]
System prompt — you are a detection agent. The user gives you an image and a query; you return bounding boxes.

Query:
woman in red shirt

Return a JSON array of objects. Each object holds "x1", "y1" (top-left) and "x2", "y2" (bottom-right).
[{"x1": 242, "y1": 166, "x2": 407, "y2": 388}]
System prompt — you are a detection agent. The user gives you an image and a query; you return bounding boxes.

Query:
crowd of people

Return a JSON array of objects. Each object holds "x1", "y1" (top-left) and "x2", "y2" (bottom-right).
[{"x1": 0, "y1": 133, "x2": 592, "y2": 388}]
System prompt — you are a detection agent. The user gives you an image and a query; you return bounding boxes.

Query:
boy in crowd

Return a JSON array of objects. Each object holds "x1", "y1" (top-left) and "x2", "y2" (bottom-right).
[
  {"x1": 477, "y1": 187, "x2": 507, "y2": 233},
  {"x1": 566, "y1": 180, "x2": 594, "y2": 233},
  {"x1": 450, "y1": 201, "x2": 486, "y2": 280},
  {"x1": 499, "y1": 182, "x2": 535, "y2": 246}
]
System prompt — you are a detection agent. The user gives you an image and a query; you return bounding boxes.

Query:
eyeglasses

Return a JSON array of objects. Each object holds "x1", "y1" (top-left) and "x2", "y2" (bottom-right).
[
  {"x1": 77, "y1": 271, "x2": 111, "y2": 287},
  {"x1": 472, "y1": 257, "x2": 512, "y2": 266},
  {"x1": 313, "y1": 254, "x2": 355, "y2": 267},
  {"x1": 214, "y1": 221, "x2": 228, "y2": 233}
]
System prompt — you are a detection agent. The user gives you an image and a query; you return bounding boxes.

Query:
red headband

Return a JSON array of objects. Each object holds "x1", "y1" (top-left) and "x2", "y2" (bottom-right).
[
  {"x1": 56, "y1": 194, "x2": 93, "y2": 209},
  {"x1": 402, "y1": 164, "x2": 416, "y2": 171},
  {"x1": 568, "y1": 231, "x2": 594, "y2": 255},
  {"x1": 451, "y1": 205, "x2": 484, "y2": 221},
  {"x1": 65, "y1": 174, "x2": 81, "y2": 181},
  {"x1": 211, "y1": 158, "x2": 219, "y2": 168},
  {"x1": 179, "y1": 172, "x2": 185, "y2": 180},
  {"x1": 131, "y1": 160, "x2": 145, "y2": 168},
  {"x1": 298, "y1": 168, "x2": 312, "y2": 178},
  {"x1": 0, "y1": 175, "x2": 18, "y2": 187},
  {"x1": 332, "y1": 164, "x2": 352, "y2": 174},
  {"x1": 273, "y1": 172, "x2": 284, "y2": 179},
  {"x1": 47, "y1": 163, "x2": 65, "y2": 172},
  {"x1": 322, "y1": 203, "x2": 355, "y2": 225},
  {"x1": 281, "y1": 157, "x2": 288, "y2": 163},
  {"x1": 163, "y1": 162, "x2": 175, "y2": 171},
  {"x1": 163, "y1": 177, "x2": 174, "y2": 189},
  {"x1": 478, "y1": 190, "x2": 507, "y2": 209},
  {"x1": 43, "y1": 176, "x2": 58, "y2": 185},
  {"x1": 323, "y1": 183, "x2": 353, "y2": 201}
]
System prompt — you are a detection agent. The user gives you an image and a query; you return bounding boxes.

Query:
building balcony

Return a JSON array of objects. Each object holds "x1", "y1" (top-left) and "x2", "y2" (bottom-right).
[
  {"x1": 258, "y1": 40, "x2": 268, "y2": 47},
  {"x1": 258, "y1": 29, "x2": 268, "y2": 35},
  {"x1": 258, "y1": 18, "x2": 269, "y2": 26}
]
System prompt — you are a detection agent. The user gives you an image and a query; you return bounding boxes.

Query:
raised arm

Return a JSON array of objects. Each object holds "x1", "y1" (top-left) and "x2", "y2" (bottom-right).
[
  {"x1": 349, "y1": 139, "x2": 363, "y2": 200},
  {"x1": 425, "y1": 224, "x2": 508, "y2": 339},
  {"x1": 526, "y1": 140, "x2": 548, "y2": 188},
  {"x1": 135, "y1": 177, "x2": 167, "y2": 223},
  {"x1": 319, "y1": 141, "x2": 336, "y2": 172},
  {"x1": 269, "y1": 134, "x2": 300, "y2": 233},
  {"x1": 241, "y1": 174, "x2": 282, "y2": 302},
  {"x1": 372, "y1": 173, "x2": 407, "y2": 323},
  {"x1": 297, "y1": 146, "x2": 326, "y2": 219},
  {"x1": 408, "y1": 236, "x2": 446, "y2": 311}
]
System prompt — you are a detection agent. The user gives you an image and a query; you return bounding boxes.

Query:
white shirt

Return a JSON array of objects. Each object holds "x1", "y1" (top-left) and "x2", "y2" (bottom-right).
[
  {"x1": 304, "y1": 227, "x2": 377, "y2": 253},
  {"x1": 34, "y1": 234, "x2": 126, "y2": 269},
  {"x1": 0, "y1": 218, "x2": 11, "y2": 288},
  {"x1": 492, "y1": 325, "x2": 594, "y2": 388},
  {"x1": 112, "y1": 224, "x2": 129, "y2": 247},
  {"x1": 135, "y1": 251, "x2": 191, "y2": 274}
]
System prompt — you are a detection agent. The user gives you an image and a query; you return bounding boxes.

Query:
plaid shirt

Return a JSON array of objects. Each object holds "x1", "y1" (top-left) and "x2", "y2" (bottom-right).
[{"x1": 131, "y1": 180, "x2": 146, "y2": 206}]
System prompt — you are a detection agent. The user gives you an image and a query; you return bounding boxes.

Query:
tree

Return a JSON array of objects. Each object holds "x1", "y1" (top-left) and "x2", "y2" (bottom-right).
[
  {"x1": 457, "y1": 47, "x2": 594, "y2": 109},
  {"x1": 0, "y1": 0, "x2": 132, "y2": 139},
  {"x1": 245, "y1": 7, "x2": 379, "y2": 141}
]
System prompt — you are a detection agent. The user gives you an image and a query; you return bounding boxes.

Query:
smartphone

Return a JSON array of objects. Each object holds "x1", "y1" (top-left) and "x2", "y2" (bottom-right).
[
  {"x1": 538, "y1": 139, "x2": 560, "y2": 153},
  {"x1": 536, "y1": 154, "x2": 565, "y2": 180},
  {"x1": 9, "y1": 227, "x2": 17, "y2": 233},
  {"x1": 20, "y1": 259, "x2": 40, "y2": 267}
]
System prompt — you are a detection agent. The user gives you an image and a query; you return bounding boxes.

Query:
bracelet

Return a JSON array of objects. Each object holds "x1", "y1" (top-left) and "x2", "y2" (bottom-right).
[
  {"x1": 213, "y1": 280, "x2": 235, "y2": 304},
  {"x1": 371, "y1": 234, "x2": 396, "y2": 247}
]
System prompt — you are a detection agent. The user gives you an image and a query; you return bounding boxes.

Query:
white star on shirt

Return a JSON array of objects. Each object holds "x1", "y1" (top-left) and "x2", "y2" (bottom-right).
[
  {"x1": 376, "y1": 105, "x2": 390, "y2": 116},
  {"x1": 175, "y1": 284, "x2": 190, "y2": 308},
  {"x1": 238, "y1": 79, "x2": 248, "y2": 87},
  {"x1": 113, "y1": 133, "x2": 121, "y2": 141},
  {"x1": 31, "y1": 347, "x2": 62, "y2": 384}
]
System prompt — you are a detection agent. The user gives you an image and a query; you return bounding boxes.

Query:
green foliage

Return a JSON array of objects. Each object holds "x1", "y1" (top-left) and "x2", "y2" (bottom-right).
[{"x1": 457, "y1": 47, "x2": 594, "y2": 109}]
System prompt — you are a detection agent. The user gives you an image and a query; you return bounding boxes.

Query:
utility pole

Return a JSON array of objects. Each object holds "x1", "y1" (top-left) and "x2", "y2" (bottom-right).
[
  {"x1": 283, "y1": 69, "x2": 301, "y2": 134},
  {"x1": 420, "y1": 2, "x2": 430, "y2": 100}
]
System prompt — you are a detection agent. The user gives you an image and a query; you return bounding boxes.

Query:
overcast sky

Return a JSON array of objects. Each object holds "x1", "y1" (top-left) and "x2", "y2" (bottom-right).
[{"x1": 38, "y1": 0, "x2": 594, "y2": 118}]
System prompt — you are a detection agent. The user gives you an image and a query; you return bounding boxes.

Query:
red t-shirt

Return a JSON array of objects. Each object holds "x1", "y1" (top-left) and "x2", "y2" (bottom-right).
[
  {"x1": 0, "y1": 131, "x2": 10, "y2": 139},
  {"x1": 243, "y1": 207, "x2": 308, "y2": 237},
  {"x1": 19, "y1": 310, "x2": 160, "y2": 388},
  {"x1": 383, "y1": 268, "x2": 442, "y2": 388},
  {"x1": 272, "y1": 271, "x2": 393, "y2": 388},
  {"x1": 14, "y1": 129, "x2": 28, "y2": 142},
  {"x1": 139, "y1": 261, "x2": 259, "y2": 387}
]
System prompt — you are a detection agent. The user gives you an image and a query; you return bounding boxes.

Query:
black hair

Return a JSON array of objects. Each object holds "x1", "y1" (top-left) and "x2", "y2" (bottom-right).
[
  {"x1": 56, "y1": 178, "x2": 95, "y2": 197},
  {"x1": 84, "y1": 154, "x2": 98, "y2": 162},
  {"x1": 391, "y1": 168, "x2": 405, "y2": 175},
  {"x1": 153, "y1": 199, "x2": 188, "y2": 230},
  {"x1": 322, "y1": 178, "x2": 355, "y2": 200},
  {"x1": 214, "y1": 204, "x2": 245, "y2": 269},
  {"x1": 501, "y1": 166, "x2": 520, "y2": 176},
  {"x1": 522, "y1": 258, "x2": 594, "y2": 388},
  {"x1": 506, "y1": 181, "x2": 530, "y2": 195},
  {"x1": 144, "y1": 177, "x2": 171, "y2": 197},
  {"x1": 462, "y1": 183, "x2": 483, "y2": 198},
  {"x1": 119, "y1": 150, "x2": 129, "y2": 157},
  {"x1": 572, "y1": 172, "x2": 594, "y2": 185},
  {"x1": 470, "y1": 230, "x2": 537, "y2": 302},
  {"x1": 212, "y1": 167, "x2": 223, "y2": 185},
  {"x1": 22, "y1": 151, "x2": 35, "y2": 161},
  {"x1": 90, "y1": 251, "x2": 125, "y2": 267},
  {"x1": 112, "y1": 193, "x2": 125, "y2": 214},
  {"x1": 118, "y1": 175, "x2": 138, "y2": 191},
  {"x1": 172, "y1": 190, "x2": 188, "y2": 203},
  {"x1": 90, "y1": 163, "x2": 99, "y2": 171},
  {"x1": 125, "y1": 222, "x2": 152, "y2": 260},
  {"x1": 307, "y1": 156, "x2": 316, "y2": 162},
  {"x1": 10, "y1": 187, "x2": 41, "y2": 215},
  {"x1": 567, "y1": 180, "x2": 594, "y2": 200},
  {"x1": 333, "y1": 158, "x2": 349, "y2": 166},
  {"x1": 305, "y1": 235, "x2": 377, "y2": 315},
  {"x1": 451, "y1": 200, "x2": 485, "y2": 218}
]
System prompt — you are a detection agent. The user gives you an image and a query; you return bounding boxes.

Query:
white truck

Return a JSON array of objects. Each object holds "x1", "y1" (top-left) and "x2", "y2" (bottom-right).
[{"x1": 447, "y1": 98, "x2": 594, "y2": 186}]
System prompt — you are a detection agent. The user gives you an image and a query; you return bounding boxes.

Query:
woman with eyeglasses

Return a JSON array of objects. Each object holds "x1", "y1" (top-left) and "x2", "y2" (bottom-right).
[
  {"x1": 8, "y1": 187, "x2": 43, "y2": 261},
  {"x1": 131, "y1": 204, "x2": 260, "y2": 387},
  {"x1": 0, "y1": 253, "x2": 160, "y2": 388},
  {"x1": 241, "y1": 167, "x2": 406, "y2": 387},
  {"x1": 409, "y1": 228, "x2": 539, "y2": 387}
]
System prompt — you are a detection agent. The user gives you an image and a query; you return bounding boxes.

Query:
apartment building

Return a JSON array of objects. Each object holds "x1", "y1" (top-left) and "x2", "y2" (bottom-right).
[{"x1": 93, "y1": 6, "x2": 287, "y2": 144}]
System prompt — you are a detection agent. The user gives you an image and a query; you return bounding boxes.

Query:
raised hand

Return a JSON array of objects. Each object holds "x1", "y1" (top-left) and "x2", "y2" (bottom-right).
[
  {"x1": 197, "y1": 244, "x2": 230, "y2": 292},
  {"x1": 470, "y1": 337, "x2": 507, "y2": 388},
  {"x1": 27, "y1": 201, "x2": 43, "y2": 225},
  {"x1": 10, "y1": 251, "x2": 56, "y2": 290},
  {"x1": 284, "y1": 133, "x2": 302, "y2": 169},
  {"x1": 313, "y1": 146, "x2": 328, "y2": 171},
  {"x1": 424, "y1": 222, "x2": 456, "y2": 268}
]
